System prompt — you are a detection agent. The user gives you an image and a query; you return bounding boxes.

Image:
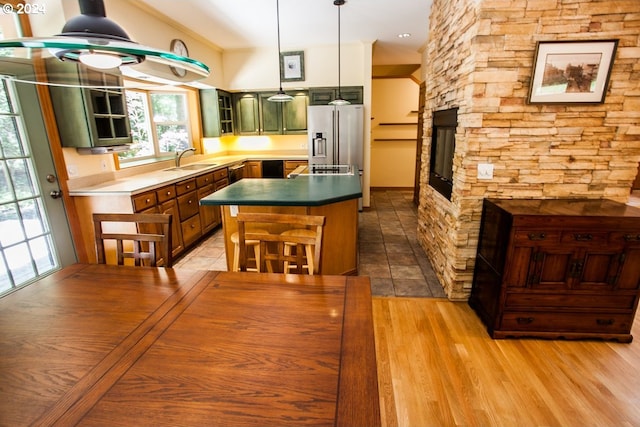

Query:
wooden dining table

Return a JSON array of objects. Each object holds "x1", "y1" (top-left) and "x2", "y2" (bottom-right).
[{"x1": 0, "y1": 264, "x2": 380, "y2": 426}]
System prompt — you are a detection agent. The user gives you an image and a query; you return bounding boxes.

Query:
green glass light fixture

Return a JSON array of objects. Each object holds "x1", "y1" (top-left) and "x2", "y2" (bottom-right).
[{"x1": 0, "y1": 0, "x2": 209, "y2": 85}]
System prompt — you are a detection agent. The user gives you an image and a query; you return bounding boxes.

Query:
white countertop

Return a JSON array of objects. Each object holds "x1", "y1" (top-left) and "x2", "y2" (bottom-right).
[{"x1": 69, "y1": 154, "x2": 307, "y2": 196}]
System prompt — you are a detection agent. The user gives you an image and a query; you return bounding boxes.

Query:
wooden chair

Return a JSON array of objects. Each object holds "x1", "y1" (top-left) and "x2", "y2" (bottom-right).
[
  {"x1": 93, "y1": 213, "x2": 173, "y2": 267},
  {"x1": 236, "y1": 212, "x2": 325, "y2": 275}
]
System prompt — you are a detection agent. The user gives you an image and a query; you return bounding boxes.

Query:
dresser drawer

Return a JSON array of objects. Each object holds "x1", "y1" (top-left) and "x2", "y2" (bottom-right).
[
  {"x1": 176, "y1": 179, "x2": 196, "y2": 196},
  {"x1": 177, "y1": 191, "x2": 199, "y2": 220},
  {"x1": 504, "y1": 293, "x2": 637, "y2": 310},
  {"x1": 501, "y1": 311, "x2": 632, "y2": 334},
  {"x1": 132, "y1": 191, "x2": 157, "y2": 212},
  {"x1": 215, "y1": 177, "x2": 229, "y2": 190},
  {"x1": 561, "y1": 231, "x2": 609, "y2": 244},
  {"x1": 156, "y1": 184, "x2": 176, "y2": 203},
  {"x1": 513, "y1": 230, "x2": 560, "y2": 244},
  {"x1": 181, "y1": 215, "x2": 202, "y2": 246}
]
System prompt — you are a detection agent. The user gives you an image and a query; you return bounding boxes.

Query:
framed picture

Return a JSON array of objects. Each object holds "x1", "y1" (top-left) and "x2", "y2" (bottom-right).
[
  {"x1": 528, "y1": 40, "x2": 618, "y2": 104},
  {"x1": 280, "y1": 51, "x2": 305, "y2": 82}
]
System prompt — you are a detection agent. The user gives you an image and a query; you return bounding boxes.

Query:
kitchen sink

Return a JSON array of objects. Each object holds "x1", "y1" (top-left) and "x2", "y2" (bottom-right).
[{"x1": 164, "y1": 163, "x2": 217, "y2": 171}]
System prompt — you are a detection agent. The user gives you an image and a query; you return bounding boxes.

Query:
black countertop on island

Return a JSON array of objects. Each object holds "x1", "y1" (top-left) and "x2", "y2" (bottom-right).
[{"x1": 199, "y1": 175, "x2": 362, "y2": 207}]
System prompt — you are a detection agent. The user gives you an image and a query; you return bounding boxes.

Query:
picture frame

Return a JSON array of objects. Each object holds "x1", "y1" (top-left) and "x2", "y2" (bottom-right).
[
  {"x1": 528, "y1": 40, "x2": 618, "y2": 104},
  {"x1": 280, "y1": 51, "x2": 305, "y2": 82}
]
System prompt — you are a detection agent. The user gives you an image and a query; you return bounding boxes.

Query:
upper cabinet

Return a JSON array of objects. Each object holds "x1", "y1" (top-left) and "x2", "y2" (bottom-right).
[
  {"x1": 234, "y1": 90, "x2": 309, "y2": 136},
  {"x1": 309, "y1": 86, "x2": 363, "y2": 105},
  {"x1": 200, "y1": 89, "x2": 233, "y2": 137},
  {"x1": 46, "y1": 60, "x2": 132, "y2": 151}
]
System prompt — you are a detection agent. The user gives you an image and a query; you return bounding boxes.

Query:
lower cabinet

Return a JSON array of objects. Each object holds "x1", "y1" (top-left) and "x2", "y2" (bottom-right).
[
  {"x1": 469, "y1": 198, "x2": 640, "y2": 342},
  {"x1": 75, "y1": 167, "x2": 228, "y2": 264}
]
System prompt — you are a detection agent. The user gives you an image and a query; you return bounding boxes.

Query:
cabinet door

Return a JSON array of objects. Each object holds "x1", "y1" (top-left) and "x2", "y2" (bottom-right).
[
  {"x1": 198, "y1": 185, "x2": 220, "y2": 234},
  {"x1": 283, "y1": 92, "x2": 308, "y2": 134},
  {"x1": 259, "y1": 93, "x2": 282, "y2": 134},
  {"x1": 200, "y1": 89, "x2": 222, "y2": 137},
  {"x1": 159, "y1": 199, "x2": 185, "y2": 257},
  {"x1": 244, "y1": 161, "x2": 262, "y2": 178},
  {"x1": 218, "y1": 90, "x2": 234, "y2": 135},
  {"x1": 234, "y1": 93, "x2": 260, "y2": 135}
]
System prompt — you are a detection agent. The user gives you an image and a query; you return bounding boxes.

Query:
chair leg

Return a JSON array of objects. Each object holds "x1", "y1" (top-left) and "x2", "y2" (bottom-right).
[
  {"x1": 233, "y1": 241, "x2": 240, "y2": 272},
  {"x1": 253, "y1": 244, "x2": 261, "y2": 273},
  {"x1": 304, "y1": 244, "x2": 314, "y2": 275}
]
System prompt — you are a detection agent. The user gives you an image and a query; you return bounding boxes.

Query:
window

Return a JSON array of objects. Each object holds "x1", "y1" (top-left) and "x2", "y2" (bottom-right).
[
  {"x1": 429, "y1": 108, "x2": 458, "y2": 200},
  {"x1": 119, "y1": 90, "x2": 192, "y2": 162}
]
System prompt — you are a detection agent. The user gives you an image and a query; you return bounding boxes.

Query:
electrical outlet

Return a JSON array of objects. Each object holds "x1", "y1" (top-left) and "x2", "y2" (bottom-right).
[
  {"x1": 230, "y1": 205, "x2": 239, "y2": 217},
  {"x1": 478, "y1": 163, "x2": 494, "y2": 180},
  {"x1": 101, "y1": 159, "x2": 108, "y2": 171},
  {"x1": 68, "y1": 165, "x2": 78, "y2": 177}
]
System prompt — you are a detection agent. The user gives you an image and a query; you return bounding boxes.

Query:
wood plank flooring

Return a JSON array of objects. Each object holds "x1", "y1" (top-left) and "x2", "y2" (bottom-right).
[{"x1": 373, "y1": 297, "x2": 640, "y2": 427}]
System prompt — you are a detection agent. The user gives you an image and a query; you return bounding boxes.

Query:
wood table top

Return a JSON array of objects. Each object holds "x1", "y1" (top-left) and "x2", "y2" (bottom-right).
[{"x1": 0, "y1": 264, "x2": 380, "y2": 426}]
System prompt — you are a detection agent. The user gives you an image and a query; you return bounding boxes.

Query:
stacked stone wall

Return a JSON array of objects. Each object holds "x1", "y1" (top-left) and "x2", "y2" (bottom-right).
[{"x1": 419, "y1": 0, "x2": 640, "y2": 300}]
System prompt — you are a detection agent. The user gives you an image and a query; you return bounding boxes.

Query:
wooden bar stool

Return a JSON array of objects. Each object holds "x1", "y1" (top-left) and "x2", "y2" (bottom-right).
[
  {"x1": 281, "y1": 229, "x2": 317, "y2": 274},
  {"x1": 231, "y1": 229, "x2": 268, "y2": 272}
]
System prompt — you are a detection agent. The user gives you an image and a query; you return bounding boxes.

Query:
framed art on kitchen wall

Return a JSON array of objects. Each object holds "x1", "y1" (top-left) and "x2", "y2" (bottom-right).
[
  {"x1": 528, "y1": 39, "x2": 618, "y2": 104},
  {"x1": 280, "y1": 51, "x2": 305, "y2": 82}
]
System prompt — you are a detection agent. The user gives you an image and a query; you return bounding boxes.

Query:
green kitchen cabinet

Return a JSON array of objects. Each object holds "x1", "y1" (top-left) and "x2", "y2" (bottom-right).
[
  {"x1": 45, "y1": 60, "x2": 132, "y2": 151},
  {"x1": 309, "y1": 86, "x2": 363, "y2": 105},
  {"x1": 234, "y1": 92, "x2": 260, "y2": 135},
  {"x1": 200, "y1": 89, "x2": 233, "y2": 137},
  {"x1": 234, "y1": 90, "x2": 308, "y2": 135}
]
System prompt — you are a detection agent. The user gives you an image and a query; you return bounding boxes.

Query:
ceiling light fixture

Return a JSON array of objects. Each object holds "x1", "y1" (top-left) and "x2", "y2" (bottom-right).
[
  {"x1": 0, "y1": 0, "x2": 209, "y2": 85},
  {"x1": 267, "y1": 0, "x2": 293, "y2": 102},
  {"x1": 398, "y1": 33, "x2": 412, "y2": 38},
  {"x1": 329, "y1": 0, "x2": 349, "y2": 106}
]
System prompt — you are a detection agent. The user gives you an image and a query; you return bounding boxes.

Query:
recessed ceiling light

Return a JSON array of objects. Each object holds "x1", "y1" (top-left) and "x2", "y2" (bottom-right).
[{"x1": 398, "y1": 33, "x2": 412, "y2": 38}]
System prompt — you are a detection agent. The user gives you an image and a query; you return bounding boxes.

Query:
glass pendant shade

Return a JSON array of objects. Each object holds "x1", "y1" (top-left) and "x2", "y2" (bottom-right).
[
  {"x1": 0, "y1": 0, "x2": 209, "y2": 86},
  {"x1": 268, "y1": 0, "x2": 292, "y2": 102},
  {"x1": 329, "y1": 0, "x2": 350, "y2": 106}
]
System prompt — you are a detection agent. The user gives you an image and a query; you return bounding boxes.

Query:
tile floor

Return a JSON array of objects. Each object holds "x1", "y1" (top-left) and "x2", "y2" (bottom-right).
[{"x1": 175, "y1": 189, "x2": 446, "y2": 298}]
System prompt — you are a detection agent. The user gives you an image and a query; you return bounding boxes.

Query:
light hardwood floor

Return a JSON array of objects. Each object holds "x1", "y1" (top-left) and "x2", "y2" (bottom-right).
[{"x1": 373, "y1": 298, "x2": 640, "y2": 427}]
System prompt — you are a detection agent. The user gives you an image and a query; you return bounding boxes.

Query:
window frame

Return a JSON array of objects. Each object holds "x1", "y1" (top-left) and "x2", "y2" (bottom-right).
[{"x1": 118, "y1": 85, "x2": 199, "y2": 167}]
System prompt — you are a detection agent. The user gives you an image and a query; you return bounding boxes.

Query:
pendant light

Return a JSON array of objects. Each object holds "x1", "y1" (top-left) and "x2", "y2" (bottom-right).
[
  {"x1": 329, "y1": 0, "x2": 350, "y2": 106},
  {"x1": 267, "y1": 0, "x2": 293, "y2": 102},
  {"x1": 0, "y1": 0, "x2": 209, "y2": 84}
]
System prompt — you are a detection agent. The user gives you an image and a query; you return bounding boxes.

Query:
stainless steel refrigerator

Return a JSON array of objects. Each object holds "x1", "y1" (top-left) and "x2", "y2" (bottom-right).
[{"x1": 307, "y1": 104, "x2": 364, "y2": 171}]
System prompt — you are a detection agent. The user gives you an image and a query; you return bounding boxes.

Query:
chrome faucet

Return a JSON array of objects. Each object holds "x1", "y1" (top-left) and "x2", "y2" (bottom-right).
[{"x1": 175, "y1": 147, "x2": 196, "y2": 167}]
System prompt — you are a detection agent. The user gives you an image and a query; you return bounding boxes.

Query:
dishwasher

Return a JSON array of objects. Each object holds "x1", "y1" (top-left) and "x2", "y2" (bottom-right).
[
  {"x1": 228, "y1": 163, "x2": 245, "y2": 183},
  {"x1": 261, "y1": 160, "x2": 284, "y2": 178}
]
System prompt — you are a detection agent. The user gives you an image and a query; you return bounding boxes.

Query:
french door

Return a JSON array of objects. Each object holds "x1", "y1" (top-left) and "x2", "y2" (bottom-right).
[{"x1": 0, "y1": 61, "x2": 76, "y2": 296}]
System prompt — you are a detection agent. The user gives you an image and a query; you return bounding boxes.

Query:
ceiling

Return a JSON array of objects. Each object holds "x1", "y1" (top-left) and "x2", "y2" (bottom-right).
[{"x1": 135, "y1": 0, "x2": 433, "y2": 67}]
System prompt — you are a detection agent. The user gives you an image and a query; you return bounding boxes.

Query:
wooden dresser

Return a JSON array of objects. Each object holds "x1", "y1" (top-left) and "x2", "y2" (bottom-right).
[{"x1": 469, "y1": 198, "x2": 640, "y2": 342}]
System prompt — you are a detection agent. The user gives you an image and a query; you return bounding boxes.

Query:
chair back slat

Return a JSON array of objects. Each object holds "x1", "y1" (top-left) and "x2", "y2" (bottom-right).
[
  {"x1": 236, "y1": 212, "x2": 325, "y2": 275},
  {"x1": 93, "y1": 213, "x2": 173, "y2": 267}
]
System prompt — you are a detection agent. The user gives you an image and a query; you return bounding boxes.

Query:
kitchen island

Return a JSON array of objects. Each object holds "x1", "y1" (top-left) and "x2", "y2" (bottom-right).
[{"x1": 200, "y1": 173, "x2": 362, "y2": 275}]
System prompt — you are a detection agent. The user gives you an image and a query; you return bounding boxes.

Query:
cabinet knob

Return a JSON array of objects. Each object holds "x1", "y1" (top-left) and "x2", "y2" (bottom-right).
[
  {"x1": 146, "y1": 198, "x2": 151, "y2": 203},
  {"x1": 188, "y1": 200, "x2": 192, "y2": 204},
  {"x1": 167, "y1": 191, "x2": 171, "y2": 196}
]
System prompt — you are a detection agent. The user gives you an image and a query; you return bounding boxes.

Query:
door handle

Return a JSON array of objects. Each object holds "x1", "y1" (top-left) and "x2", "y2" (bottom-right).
[{"x1": 50, "y1": 190, "x2": 63, "y2": 199}]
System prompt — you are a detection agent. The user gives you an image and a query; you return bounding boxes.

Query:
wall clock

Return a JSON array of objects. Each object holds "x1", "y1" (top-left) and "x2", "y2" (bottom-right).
[{"x1": 170, "y1": 39, "x2": 189, "y2": 77}]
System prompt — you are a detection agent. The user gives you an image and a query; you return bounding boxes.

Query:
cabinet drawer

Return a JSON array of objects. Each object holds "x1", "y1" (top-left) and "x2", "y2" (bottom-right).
[
  {"x1": 156, "y1": 184, "x2": 176, "y2": 203},
  {"x1": 181, "y1": 214, "x2": 202, "y2": 246},
  {"x1": 196, "y1": 173, "x2": 214, "y2": 187},
  {"x1": 132, "y1": 192, "x2": 157, "y2": 212},
  {"x1": 504, "y1": 293, "x2": 637, "y2": 310},
  {"x1": 176, "y1": 179, "x2": 196, "y2": 196},
  {"x1": 213, "y1": 168, "x2": 228, "y2": 181},
  {"x1": 513, "y1": 231, "x2": 560, "y2": 244},
  {"x1": 177, "y1": 191, "x2": 200, "y2": 220},
  {"x1": 215, "y1": 178, "x2": 229, "y2": 190},
  {"x1": 560, "y1": 231, "x2": 609, "y2": 244},
  {"x1": 501, "y1": 311, "x2": 632, "y2": 334},
  {"x1": 610, "y1": 231, "x2": 640, "y2": 244}
]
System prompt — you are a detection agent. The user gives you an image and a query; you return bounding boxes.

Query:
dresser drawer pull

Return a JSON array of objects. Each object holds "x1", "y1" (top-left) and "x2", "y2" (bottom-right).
[
  {"x1": 145, "y1": 198, "x2": 151, "y2": 203},
  {"x1": 573, "y1": 233, "x2": 593, "y2": 241},
  {"x1": 596, "y1": 318, "x2": 615, "y2": 326},
  {"x1": 167, "y1": 191, "x2": 172, "y2": 196},
  {"x1": 623, "y1": 234, "x2": 640, "y2": 241},
  {"x1": 516, "y1": 317, "x2": 534, "y2": 325},
  {"x1": 527, "y1": 233, "x2": 546, "y2": 241}
]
